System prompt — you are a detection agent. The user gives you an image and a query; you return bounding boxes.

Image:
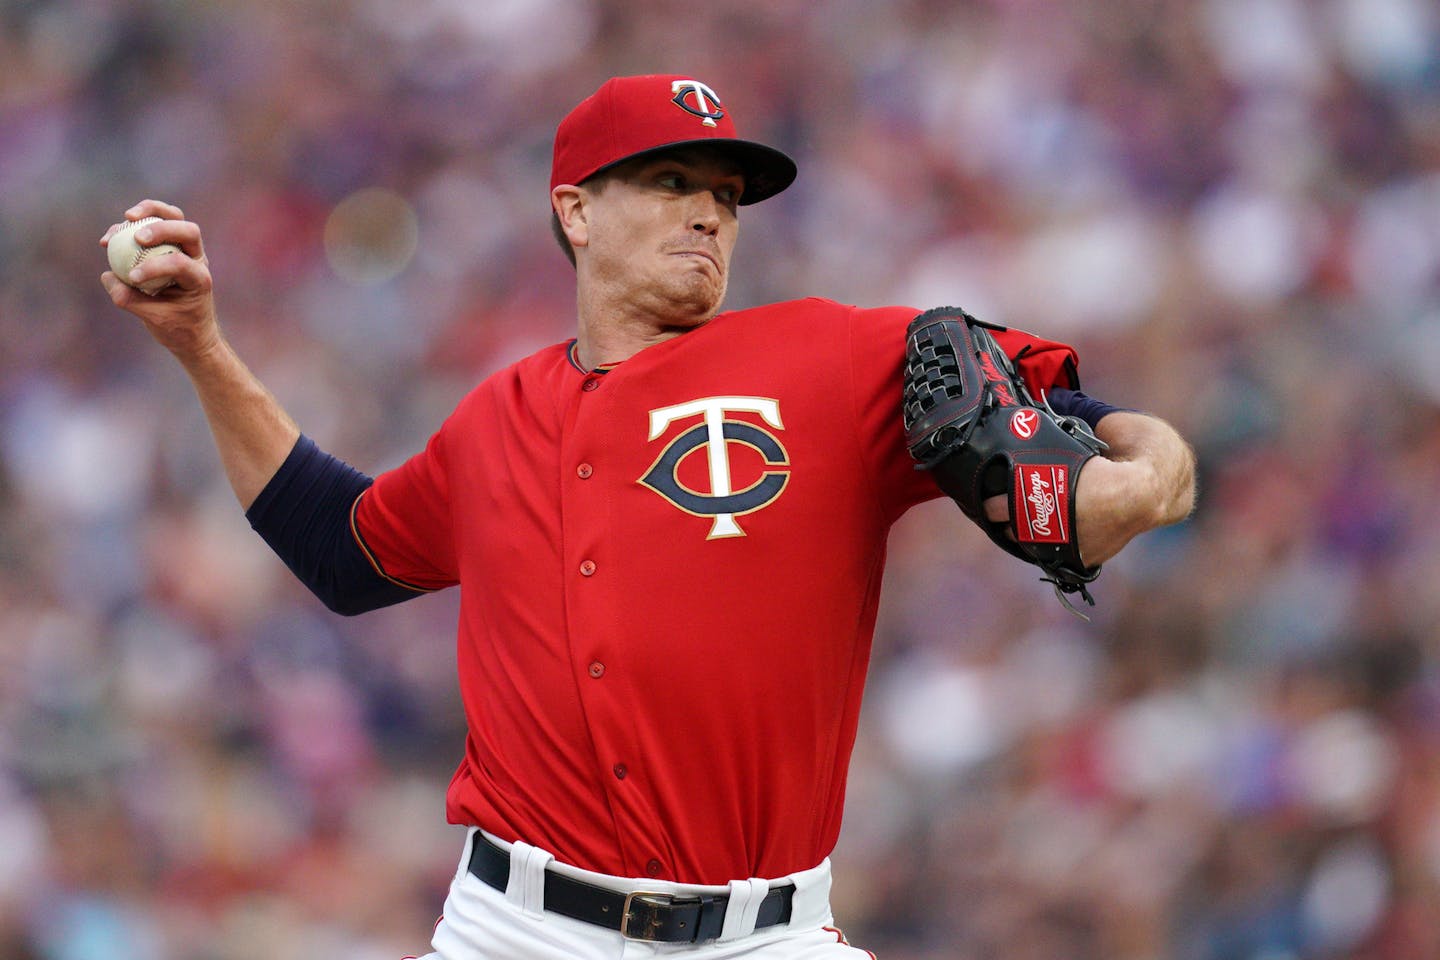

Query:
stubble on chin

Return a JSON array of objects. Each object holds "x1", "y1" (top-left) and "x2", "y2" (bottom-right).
[
  {"x1": 677, "y1": 282, "x2": 727, "y2": 327},
  {"x1": 652, "y1": 262, "x2": 727, "y2": 326}
]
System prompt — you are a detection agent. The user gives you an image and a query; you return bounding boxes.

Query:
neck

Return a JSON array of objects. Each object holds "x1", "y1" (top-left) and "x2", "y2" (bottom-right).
[
  {"x1": 573, "y1": 311, "x2": 698, "y2": 370},
  {"x1": 571, "y1": 282, "x2": 717, "y2": 370}
]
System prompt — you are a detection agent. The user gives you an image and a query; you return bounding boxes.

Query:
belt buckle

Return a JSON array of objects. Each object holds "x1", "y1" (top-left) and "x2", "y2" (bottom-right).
[{"x1": 620, "y1": 891, "x2": 685, "y2": 941}]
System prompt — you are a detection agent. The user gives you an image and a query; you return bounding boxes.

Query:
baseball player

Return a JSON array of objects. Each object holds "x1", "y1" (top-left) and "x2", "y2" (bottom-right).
[{"x1": 101, "y1": 75, "x2": 1195, "y2": 958}]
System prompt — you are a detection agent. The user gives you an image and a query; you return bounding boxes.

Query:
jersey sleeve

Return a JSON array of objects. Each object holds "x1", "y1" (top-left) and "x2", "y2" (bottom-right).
[
  {"x1": 991, "y1": 327, "x2": 1081, "y2": 395},
  {"x1": 847, "y1": 304, "x2": 945, "y2": 521},
  {"x1": 847, "y1": 304, "x2": 1083, "y2": 523},
  {"x1": 246, "y1": 435, "x2": 429, "y2": 614},
  {"x1": 352, "y1": 424, "x2": 460, "y2": 591}
]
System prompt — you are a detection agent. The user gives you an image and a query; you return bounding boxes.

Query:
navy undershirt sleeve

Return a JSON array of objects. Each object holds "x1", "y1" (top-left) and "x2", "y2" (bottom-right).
[
  {"x1": 1044, "y1": 387, "x2": 1128, "y2": 431},
  {"x1": 245, "y1": 435, "x2": 424, "y2": 616}
]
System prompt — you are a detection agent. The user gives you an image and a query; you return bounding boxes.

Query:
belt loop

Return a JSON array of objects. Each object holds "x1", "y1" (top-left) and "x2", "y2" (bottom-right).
[
  {"x1": 458, "y1": 828, "x2": 479, "y2": 882},
  {"x1": 693, "y1": 895, "x2": 724, "y2": 943},
  {"x1": 504, "y1": 840, "x2": 554, "y2": 917},
  {"x1": 717, "y1": 878, "x2": 769, "y2": 942}
]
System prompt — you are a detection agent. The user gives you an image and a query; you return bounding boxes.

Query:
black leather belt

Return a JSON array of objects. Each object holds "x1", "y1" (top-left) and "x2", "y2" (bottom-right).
[{"x1": 467, "y1": 834, "x2": 794, "y2": 943}]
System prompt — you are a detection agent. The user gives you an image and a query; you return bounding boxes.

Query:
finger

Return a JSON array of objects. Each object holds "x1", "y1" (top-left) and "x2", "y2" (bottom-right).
[
  {"x1": 124, "y1": 198, "x2": 186, "y2": 222},
  {"x1": 131, "y1": 218, "x2": 205, "y2": 260},
  {"x1": 102, "y1": 200, "x2": 189, "y2": 245},
  {"x1": 983, "y1": 494, "x2": 1009, "y2": 524},
  {"x1": 100, "y1": 271, "x2": 137, "y2": 306},
  {"x1": 127, "y1": 249, "x2": 211, "y2": 294}
]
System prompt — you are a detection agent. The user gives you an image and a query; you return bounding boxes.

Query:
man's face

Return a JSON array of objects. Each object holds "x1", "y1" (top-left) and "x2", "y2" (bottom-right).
[{"x1": 577, "y1": 148, "x2": 745, "y2": 327}]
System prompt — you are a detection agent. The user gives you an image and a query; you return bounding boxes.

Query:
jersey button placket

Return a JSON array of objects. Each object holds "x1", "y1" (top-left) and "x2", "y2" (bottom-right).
[{"x1": 571, "y1": 369, "x2": 628, "y2": 830}]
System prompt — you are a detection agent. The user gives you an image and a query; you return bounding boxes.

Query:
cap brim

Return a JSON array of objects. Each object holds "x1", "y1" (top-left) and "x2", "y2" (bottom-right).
[{"x1": 583, "y1": 138, "x2": 797, "y2": 205}]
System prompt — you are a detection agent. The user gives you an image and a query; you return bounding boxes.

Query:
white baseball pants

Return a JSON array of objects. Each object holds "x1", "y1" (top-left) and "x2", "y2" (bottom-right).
[{"x1": 404, "y1": 829, "x2": 875, "y2": 960}]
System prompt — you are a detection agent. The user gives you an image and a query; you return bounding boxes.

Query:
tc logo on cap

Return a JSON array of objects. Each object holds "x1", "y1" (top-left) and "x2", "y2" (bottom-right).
[{"x1": 671, "y1": 79, "x2": 725, "y2": 128}]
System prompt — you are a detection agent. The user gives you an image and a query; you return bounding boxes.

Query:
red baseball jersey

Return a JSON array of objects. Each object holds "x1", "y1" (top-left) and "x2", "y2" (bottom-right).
[{"x1": 353, "y1": 297, "x2": 1078, "y2": 885}]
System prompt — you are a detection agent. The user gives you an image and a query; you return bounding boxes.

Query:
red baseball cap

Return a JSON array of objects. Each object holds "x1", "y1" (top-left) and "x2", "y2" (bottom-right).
[{"x1": 550, "y1": 75, "x2": 797, "y2": 205}]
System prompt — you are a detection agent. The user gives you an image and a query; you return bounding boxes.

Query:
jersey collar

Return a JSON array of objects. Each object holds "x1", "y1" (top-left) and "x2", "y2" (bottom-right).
[{"x1": 566, "y1": 339, "x2": 619, "y2": 375}]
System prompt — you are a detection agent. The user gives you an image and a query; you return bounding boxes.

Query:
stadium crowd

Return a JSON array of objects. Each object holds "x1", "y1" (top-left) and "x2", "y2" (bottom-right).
[{"x1": 2, "y1": 0, "x2": 1439, "y2": 957}]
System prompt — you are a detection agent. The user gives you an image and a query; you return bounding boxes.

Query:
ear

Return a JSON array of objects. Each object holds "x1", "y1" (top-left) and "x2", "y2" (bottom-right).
[{"x1": 552, "y1": 185, "x2": 589, "y2": 249}]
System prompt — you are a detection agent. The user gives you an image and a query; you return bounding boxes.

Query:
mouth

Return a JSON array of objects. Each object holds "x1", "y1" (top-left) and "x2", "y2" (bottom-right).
[{"x1": 670, "y1": 249, "x2": 720, "y2": 271}]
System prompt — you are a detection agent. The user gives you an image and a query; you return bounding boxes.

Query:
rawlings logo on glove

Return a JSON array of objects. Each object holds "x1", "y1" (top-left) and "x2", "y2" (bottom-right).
[
  {"x1": 1017, "y1": 464, "x2": 1066, "y2": 542},
  {"x1": 902, "y1": 306, "x2": 1107, "y2": 614}
]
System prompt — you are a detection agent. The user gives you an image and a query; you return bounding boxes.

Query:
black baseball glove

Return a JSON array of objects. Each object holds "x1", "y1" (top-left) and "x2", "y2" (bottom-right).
[{"x1": 902, "y1": 306, "x2": 1108, "y2": 613}]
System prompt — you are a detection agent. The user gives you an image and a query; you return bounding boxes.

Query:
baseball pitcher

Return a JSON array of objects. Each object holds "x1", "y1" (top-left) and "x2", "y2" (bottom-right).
[{"x1": 101, "y1": 75, "x2": 1196, "y2": 958}]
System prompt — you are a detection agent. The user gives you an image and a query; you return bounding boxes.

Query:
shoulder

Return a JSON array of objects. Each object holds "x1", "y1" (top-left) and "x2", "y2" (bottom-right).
[
  {"x1": 449, "y1": 341, "x2": 574, "y2": 418},
  {"x1": 720, "y1": 297, "x2": 905, "y2": 318},
  {"x1": 731, "y1": 296, "x2": 846, "y2": 315},
  {"x1": 716, "y1": 298, "x2": 920, "y2": 332},
  {"x1": 699, "y1": 300, "x2": 923, "y2": 369}
]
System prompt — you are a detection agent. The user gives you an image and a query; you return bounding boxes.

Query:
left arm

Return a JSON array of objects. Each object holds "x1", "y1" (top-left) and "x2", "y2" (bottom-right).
[
  {"x1": 980, "y1": 399, "x2": 1196, "y2": 567},
  {"x1": 910, "y1": 310, "x2": 1194, "y2": 577},
  {"x1": 1072, "y1": 411, "x2": 1197, "y2": 566}
]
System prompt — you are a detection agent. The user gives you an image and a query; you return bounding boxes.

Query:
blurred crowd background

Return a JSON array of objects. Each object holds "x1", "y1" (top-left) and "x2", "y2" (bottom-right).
[{"x1": 3, "y1": 0, "x2": 1440, "y2": 957}]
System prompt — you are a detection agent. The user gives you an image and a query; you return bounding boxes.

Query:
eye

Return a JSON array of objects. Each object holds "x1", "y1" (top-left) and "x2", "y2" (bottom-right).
[
  {"x1": 716, "y1": 186, "x2": 739, "y2": 205},
  {"x1": 658, "y1": 174, "x2": 685, "y2": 190}
]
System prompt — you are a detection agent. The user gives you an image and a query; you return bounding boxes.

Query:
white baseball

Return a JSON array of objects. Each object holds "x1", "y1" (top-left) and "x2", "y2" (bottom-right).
[{"x1": 107, "y1": 216, "x2": 184, "y2": 295}]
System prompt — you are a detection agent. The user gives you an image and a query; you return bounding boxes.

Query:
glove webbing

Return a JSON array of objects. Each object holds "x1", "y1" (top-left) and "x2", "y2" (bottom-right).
[{"x1": 903, "y1": 313, "x2": 1013, "y2": 471}]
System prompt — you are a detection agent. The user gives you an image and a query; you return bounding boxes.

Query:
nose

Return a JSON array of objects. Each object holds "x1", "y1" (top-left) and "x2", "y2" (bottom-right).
[{"x1": 688, "y1": 194, "x2": 722, "y2": 235}]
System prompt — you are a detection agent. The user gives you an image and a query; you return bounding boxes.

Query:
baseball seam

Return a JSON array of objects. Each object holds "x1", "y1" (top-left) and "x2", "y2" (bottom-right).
[
  {"x1": 125, "y1": 217, "x2": 163, "y2": 272},
  {"x1": 116, "y1": 217, "x2": 179, "y2": 291}
]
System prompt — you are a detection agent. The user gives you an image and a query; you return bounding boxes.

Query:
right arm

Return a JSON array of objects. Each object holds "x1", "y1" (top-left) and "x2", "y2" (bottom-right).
[
  {"x1": 100, "y1": 199, "x2": 297, "y2": 509},
  {"x1": 101, "y1": 199, "x2": 421, "y2": 614}
]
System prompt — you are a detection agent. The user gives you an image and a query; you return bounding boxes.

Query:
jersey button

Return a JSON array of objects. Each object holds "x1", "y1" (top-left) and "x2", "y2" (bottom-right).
[
  {"x1": 580, "y1": 560, "x2": 597, "y2": 577},
  {"x1": 645, "y1": 859, "x2": 664, "y2": 878},
  {"x1": 576, "y1": 463, "x2": 593, "y2": 479},
  {"x1": 582, "y1": 378, "x2": 600, "y2": 392},
  {"x1": 612, "y1": 764, "x2": 627, "y2": 780},
  {"x1": 588, "y1": 661, "x2": 605, "y2": 678}
]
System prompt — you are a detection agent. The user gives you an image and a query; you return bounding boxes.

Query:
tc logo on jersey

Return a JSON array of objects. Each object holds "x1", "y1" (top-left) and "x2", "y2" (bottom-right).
[
  {"x1": 639, "y1": 397, "x2": 790, "y2": 538},
  {"x1": 671, "y1": 79, "x2": 725, "y2": 128}
]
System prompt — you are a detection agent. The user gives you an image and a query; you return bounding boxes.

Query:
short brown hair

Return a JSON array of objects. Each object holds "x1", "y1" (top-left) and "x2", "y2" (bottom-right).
[
  {"x1": 549, "y1": 168, "x2": 623, "y2": 269},
  {"x1": 551, "y1": 209, "x2": 576, "y2": 268}
]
